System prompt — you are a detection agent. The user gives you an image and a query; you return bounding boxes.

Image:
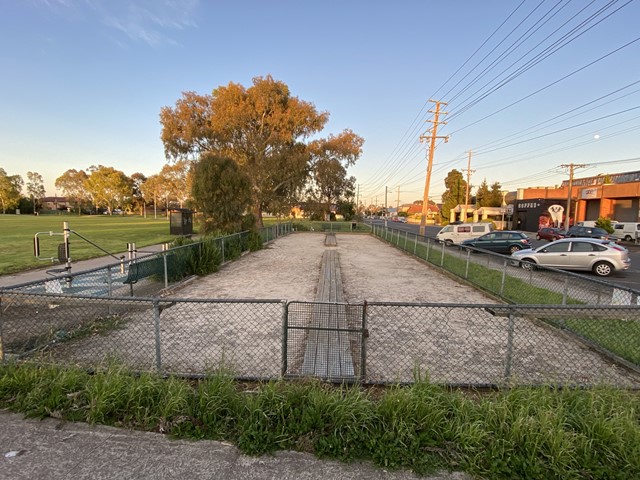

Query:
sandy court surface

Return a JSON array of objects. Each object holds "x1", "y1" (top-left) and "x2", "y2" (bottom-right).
[{"x1": 26, "y1": 232, "x2": 640, "y2": 386}]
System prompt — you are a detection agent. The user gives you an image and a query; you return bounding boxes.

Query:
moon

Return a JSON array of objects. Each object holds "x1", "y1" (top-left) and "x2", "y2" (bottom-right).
[{"x1": 594, "y1": 134, "x2": 600, "y2": 140}]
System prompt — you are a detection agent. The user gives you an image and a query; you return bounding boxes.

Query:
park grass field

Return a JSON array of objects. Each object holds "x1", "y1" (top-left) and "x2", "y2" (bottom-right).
[{"x1": 0, "y1": 214, "x2": 176, "y2": 275}]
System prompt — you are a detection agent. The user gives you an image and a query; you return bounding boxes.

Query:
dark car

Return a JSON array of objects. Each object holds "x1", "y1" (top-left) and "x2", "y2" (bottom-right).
[
  {"x1": 461, "y1": 231, "x2": 532, "y2": 254},
  {"x1": 536, "y1": 227, "x2": 566, "y2": 241},
  {"x1": 566, "y1": 226, "x2": 618, "y2": 241}
]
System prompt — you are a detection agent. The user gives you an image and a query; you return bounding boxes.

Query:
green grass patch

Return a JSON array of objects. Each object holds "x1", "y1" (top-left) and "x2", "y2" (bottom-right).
[
  {"x1": 0, "y1": 215, "x2": 175, "y2": 275},
  {"x1": 0, "y1": 363, "x2": 638, "y2": 479},
  {"x1": 556, "y1": 318, "x2": 640, "y2": 366}
]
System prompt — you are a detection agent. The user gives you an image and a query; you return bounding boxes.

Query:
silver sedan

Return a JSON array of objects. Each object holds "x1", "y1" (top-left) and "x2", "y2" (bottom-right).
[{"x1": 510, "y1": 238, "x2": 630, "y2": 277}]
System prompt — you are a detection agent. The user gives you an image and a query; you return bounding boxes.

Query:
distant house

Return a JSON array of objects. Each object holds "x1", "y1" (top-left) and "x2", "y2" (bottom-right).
[
  {"x1": 41, "y1": 196, "x2": 69, "y2": 211},
  {"x1": 404, "y1": 203, "x2": 440, "y2": 223}
]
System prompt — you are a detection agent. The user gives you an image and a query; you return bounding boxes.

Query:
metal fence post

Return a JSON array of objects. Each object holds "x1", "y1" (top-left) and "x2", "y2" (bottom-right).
[
  {"x1": 404, "y1": 231, "x2": 409, "y2": 250},
  {"x1": 222, "y1": 237, "x2": 226, "y2": 263},
  {"x1": 440, "y1": 241, "x2": 445, "y2": 266},
  {"x1": 281, "y1": 301, "x2": 289, "y2": 377},
  {"x1": 361, "y1": 301, "x2": 368, "y2": 381},
  {"x1": 413, "y1": 234, "x2": 418, "y2": 255},
  {"x1": 562, "y1": 275, "x2": 569, "y2": 305},
  {"x1": 153, "y1": 300, "x2": 163, "y2": 374},
  {"x1": 426, "y1": 237, "x2": 431, "y2": 262},
  {"x1": 162, "y1": 252, "x2": 169, "y2": 290},
  {"x1": 465, "y1": 249, "x2": 471, "y2": 279},
  {"x1": 0, "y1": 297, "x2": 4, "y2": 362},
  {"x1": 500, "y1": 259, "x2": 508, "y2": 296},
  {"x1": 504, "y1": 309, "x2": 515, "y2": 386}
]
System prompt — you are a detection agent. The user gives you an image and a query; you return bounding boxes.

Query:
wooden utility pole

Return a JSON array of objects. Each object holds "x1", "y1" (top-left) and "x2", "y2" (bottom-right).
[
  {"x1": 419, "y1": 100, "x2": 449, "y2": 236},
  {"x1": 396, "y1": 186, "x2": 400, "y2": 210},
  {"x1": 462, "y1": 150, "x2": 475, "y2": 221},
  {"x1": 560, "y1": 163, "x2": 586, "y2": 228}
]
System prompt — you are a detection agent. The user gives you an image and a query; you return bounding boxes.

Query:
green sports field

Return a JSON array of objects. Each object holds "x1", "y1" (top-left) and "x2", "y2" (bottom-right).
[{"x1": 0, "y1": 214, "x2": 175, "y2": 275}]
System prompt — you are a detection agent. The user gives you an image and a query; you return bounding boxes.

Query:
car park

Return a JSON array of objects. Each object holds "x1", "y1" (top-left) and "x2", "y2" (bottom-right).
[
  {"x1": 511, "y1": 238, "x2": 630, "y2": 277},
  {"x1": 460, "y1": 231, "x2": 532, "y2": 254},
  {"x1": 536, "y1": 227, "x2": 566, "y2": 241},
  {"x1": 566, "y1": 226, "x2": 618, "y2": 242}
]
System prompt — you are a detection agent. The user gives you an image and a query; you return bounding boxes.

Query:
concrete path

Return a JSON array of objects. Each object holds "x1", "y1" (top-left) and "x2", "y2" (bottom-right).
[{"x1": 0, "y1": 411, "x2": 471, "y2": 480}]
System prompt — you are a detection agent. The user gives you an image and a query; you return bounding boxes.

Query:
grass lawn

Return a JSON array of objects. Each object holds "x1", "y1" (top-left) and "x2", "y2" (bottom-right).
[{"x1": 0, "y1": 214, "x2": 176, "y2": 275}]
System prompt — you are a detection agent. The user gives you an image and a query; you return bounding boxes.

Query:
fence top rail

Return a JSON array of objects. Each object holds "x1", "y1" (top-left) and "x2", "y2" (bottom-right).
[
  {"x1": 0, "y1": 290, "x2": 288, "y2": 305},
  {"x1": 1, "y1": 290, "x2": 637, "y2": 314}
]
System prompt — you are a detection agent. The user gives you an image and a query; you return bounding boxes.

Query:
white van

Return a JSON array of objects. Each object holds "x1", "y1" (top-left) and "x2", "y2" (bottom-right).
[
  {"x1": 436, "y1": 223, "x2": 494, "y2": 245},
  {"x1": 613, "y1": 222, "x2": 640, "y2": 242}
]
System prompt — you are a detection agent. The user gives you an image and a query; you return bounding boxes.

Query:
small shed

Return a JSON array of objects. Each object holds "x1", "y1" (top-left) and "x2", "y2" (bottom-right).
[{"x1": 169, "y1": 208, "x2": 193, "y2": 235}]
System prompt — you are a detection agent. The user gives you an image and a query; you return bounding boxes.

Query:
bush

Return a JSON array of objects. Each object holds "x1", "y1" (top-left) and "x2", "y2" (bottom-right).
[{"x1": 595, "y1": 217, "x2": 615, "y2": 234}]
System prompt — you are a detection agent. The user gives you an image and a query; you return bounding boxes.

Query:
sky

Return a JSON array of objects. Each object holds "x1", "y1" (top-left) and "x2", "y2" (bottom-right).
[{"x1": 1, "y1": 0, "x2": 639, "y2": 208}]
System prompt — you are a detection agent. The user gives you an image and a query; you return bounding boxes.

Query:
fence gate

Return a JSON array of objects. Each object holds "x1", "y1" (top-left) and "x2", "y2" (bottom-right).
[{"x1": 283, "y1": 301, "x2": 367, "y2": 382}]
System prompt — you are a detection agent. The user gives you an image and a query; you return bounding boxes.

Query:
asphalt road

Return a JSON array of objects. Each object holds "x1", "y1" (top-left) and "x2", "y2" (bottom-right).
[{"x1": 366, "y1": 219, "x2": 640, "y2": 292}]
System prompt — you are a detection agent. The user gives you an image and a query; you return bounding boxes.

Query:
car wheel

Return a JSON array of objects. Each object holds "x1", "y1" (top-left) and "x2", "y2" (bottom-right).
[
  {"x1": 592, "y1": 261, "x2": 613, "y2": 277},
  {"x1": 536, "y1": 234, "x2": 541, "y2": 240},
  {"x1": 445, "y1": 239, "x2": 454, "y2": 247},
  {"x1": 509, "y1": 245, "x2": 522, "y2": 254},
  {"x1": 520, "y1": 259, "x2": 536, "y2": 271},
  {"x1": 624, "y1": 235, "x2": 633, "y2": 242}
]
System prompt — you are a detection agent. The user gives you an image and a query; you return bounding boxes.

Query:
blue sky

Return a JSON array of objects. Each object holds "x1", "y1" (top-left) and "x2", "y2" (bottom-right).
[{"x1": 1, "y1": 0, "x2": 639, "y2": 207}]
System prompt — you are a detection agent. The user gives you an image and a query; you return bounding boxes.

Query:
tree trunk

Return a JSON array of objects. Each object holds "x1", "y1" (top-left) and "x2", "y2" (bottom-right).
[{"x1": 253, "y1": 201, "x2": 264, "y2": 229}]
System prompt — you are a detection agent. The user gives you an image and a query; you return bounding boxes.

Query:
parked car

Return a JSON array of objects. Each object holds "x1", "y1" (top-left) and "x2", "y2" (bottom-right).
[
  {"x1": 399, "y1": 217, "x2": 408, "y2": 223},
  {"x1": 612, "y1": 222, "x2": 640, "y2": 242},
  {"x1": 436, "y1": 222, "x2": 494, "y2": 246},
  {"x1": 511, "y1": 238, "x2": 630, "y2": 277},
  {"x1": 461, "y1": 231, "x2": 532, "y2": 254},
  {"x1": 536, "y1": 227, "x2": 566, "y2": 241},
  {"x1": 566, "y1": 226, "x2": 619, "y2": 242}
]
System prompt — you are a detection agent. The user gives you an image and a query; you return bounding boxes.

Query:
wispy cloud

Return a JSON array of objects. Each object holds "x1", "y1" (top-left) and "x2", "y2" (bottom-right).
[{"x1": 38, "y1": 0, "x2": 200, "y2": 47}]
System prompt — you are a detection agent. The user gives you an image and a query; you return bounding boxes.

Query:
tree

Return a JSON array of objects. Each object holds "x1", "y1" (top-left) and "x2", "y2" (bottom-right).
[
  {"x1": 55, "y1": 169, "x2": 90, "y2": 214},
  {"x1": 191, "y1": 153, "x2": 252, "y2": 234},
  {"x1": 440, "y1": 169, "x2": 466, "y2": 220},
  {"x1": 84, "y1": 165, "x2": 133, "y2": 214},
  {"x1": 308, "y1": 130, "x2": 364, "y2": 219},
  {"x1": 130, "y1": 172, "x2": 147, "y2": 215},
  {"x1": 140, "y1": 174, "x2": 166, "y2": 218},
  {"x1": 26, "y1": 171, "x2": 46, "y2": 213},
  {"x1": 160, "y1": 75, "x2": 333, "y2": 228},
  {"x1": 489, "y1": 181, "x2": 504, "y2": 207},
  {"x1": 0, "y1": 169, "x2": 23, "y2": 214},
  {"x1": 158, "y1": 160, "x2": 190, "y2": 208},
  {"x1": 475, "y1": 179, "x2": 491, "y2": 207}
]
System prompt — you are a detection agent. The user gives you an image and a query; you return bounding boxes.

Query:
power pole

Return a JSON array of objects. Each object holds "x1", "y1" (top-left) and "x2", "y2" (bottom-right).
[
  {"x1": 385, "y1": 186, "x2": 388, "y2": 217},
  {"x1": 462, "y1": 150, "x2": 475, "y2": 221},
  {"x1": 560, "y1": 163, "x2": 586, "y2": 228},
  {"x1": 419, "y1": 100, "x2": 449, "y2": 236},
  {"x1": 356, "y1": 184, "x2": 360, "y2": 213},
  {"x1": 396, "y1": 186, "x2": 400, "y2": 210}
]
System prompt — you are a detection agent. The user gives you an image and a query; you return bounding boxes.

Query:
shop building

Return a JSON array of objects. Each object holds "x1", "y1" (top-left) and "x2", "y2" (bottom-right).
[{"x1": 509, "y1": 170, "x2": 640, "y2": 231}]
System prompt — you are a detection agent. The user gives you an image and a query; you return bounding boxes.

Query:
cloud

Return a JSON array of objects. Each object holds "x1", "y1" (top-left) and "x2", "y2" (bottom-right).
[{"x1": 38, "y1": 0, "x2": 200, "y2": 47}]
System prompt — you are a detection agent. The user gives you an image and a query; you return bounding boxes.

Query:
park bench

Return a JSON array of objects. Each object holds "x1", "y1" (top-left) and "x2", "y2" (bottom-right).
[{"x1": 301, "y1": 249, "x2": 356, "y2": 379}]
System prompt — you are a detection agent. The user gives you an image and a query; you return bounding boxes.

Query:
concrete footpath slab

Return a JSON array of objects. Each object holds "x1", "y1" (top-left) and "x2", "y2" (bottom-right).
[{"x1": 0, "y1": 411, "x2": 471, "y2": 480}]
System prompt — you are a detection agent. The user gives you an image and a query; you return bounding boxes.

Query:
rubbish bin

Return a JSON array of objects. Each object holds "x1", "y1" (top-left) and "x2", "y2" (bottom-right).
[
  {"x1": 351, "y1": 222, "x2": 357, "y2": 231},
  {"x1": 169, "y1": 209, "x2": 193, "y2": 235}
]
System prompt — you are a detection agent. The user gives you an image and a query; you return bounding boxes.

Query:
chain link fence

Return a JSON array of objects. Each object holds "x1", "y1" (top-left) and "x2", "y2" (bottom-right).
[
  {"x1": 3, "y1": 224, "x2": 293, "y2": 298},
  {"x1": 372, "y1": 224, "x2": 640, "y2": 306},
  {"x1": 1, "y1": 291, "x2": 638, "y2": 388}
]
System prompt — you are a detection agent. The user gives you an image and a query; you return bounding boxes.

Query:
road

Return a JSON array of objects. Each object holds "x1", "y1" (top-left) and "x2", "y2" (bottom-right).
[{"x1": 365, "y1": 219, "x2": 640, "y2": 292}]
